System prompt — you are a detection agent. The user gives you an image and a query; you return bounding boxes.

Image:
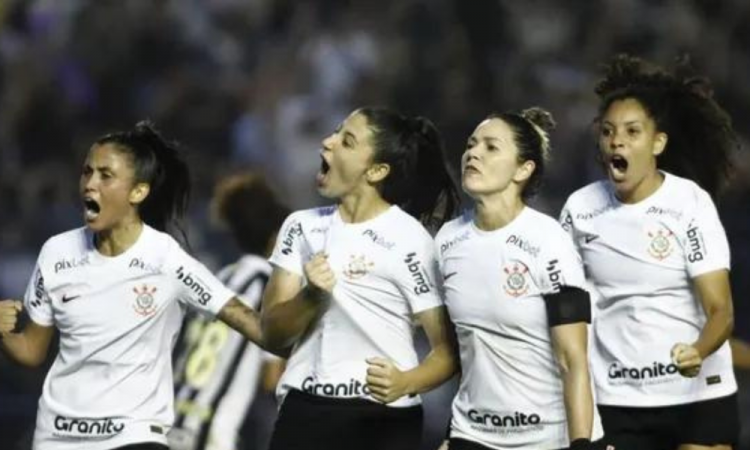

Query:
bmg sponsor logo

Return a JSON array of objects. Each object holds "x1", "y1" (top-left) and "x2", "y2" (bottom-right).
[
  {"x1": 54, "y1": 256, "x2": 89, "y2": 273},
  {"x1": 54, "y1": 415, "x2": 125, "y2": 437},
  {"x1": 608, "y1": 361, "x2": 678, "y2": 382},
  {"x1": 404, "y1": 252, "x2": 431, "y2": 295},
  {"x1": 546, "y1": 259, "x2": 563, "y2": 292},
  {"x1": 686, "y1": 222, "x2": 705, "y2": 263},
  {"x1": 468, "y1": 409, "x2": 541, "y2": 429},
  {"x1": 301, "y1": 376, "x2": 370, "y2": 397},
  {"x1": 281, "y1": 222, "x2": 303, "y2": 255},
  {"x1": 176, "y1": 266, "x2": 212, "y2": 305},
  {"x1": 31, "y1": 269, "x2": 45, "y2": 308}
]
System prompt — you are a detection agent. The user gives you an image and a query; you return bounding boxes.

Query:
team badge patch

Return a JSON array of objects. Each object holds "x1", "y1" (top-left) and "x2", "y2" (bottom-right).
[
  {"x1": 133, "y1": 285, "x2": 158, "y2": 317},
  {"x1": 503, "y1": 262, "x2": 530, "y2": 297},
  {"x1": 647, "y1": 228, "x2": 674, "y2": 260},
  {"x1": 343, "y1": 254, "x2": 374, "y2": 280}
]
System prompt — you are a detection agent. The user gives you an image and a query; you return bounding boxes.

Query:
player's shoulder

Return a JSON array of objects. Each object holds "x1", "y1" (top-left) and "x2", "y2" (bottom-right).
[
  {"x1": 386, "y1": 206, "x2": 434, "y2": 241},
  {"x1": 522, "y1": 208, "x2": 569, "y2": 238},
  {"x1": 287, "y1": 205, "x2": 337, "y2": 226},
  {"x1": 38, "y1": 227, "x2": 90, "y2": 261},
  {"x1": 564, "y1": 180, "x2": 611, "y2": 211},
  {"x1": 663, "y1": 172, "x2": 713, "y2": 208},
  {"x1": 435, "y1": 210, "x2": 472, "y2": 246}
]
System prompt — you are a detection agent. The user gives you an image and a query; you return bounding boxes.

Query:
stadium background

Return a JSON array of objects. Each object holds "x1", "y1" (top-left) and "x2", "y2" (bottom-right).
[{"x1": 0, "y1": 1, "x2": 748, "y2": 449}]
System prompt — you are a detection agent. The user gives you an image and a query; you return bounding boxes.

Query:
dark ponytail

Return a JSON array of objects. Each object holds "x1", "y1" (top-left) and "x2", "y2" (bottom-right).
[
  {"x1": 488, "y1": 106, "x2": 556, "y2": 200},
  {"x1": 359, "y1": 107, "x2": 460, "y2": 231},
  {"x1": 95, "y1": 121, "x2": 191, "y2": 242}
]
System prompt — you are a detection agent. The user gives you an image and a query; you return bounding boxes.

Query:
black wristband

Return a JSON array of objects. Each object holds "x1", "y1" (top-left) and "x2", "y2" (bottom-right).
[{"x1": 569, "y1": 438, "x2": 592, "y2": 450}]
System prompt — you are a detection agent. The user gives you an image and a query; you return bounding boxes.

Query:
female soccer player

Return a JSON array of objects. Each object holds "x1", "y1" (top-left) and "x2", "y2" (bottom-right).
[
  {"x1": 261, "y1": 107, "x2": 460, "y2": 450},
  {"x1": 0, "y1": 122, "x2": 266, "y2": 450},
  {"x1": 437, "y1": 108, "x2": 603, "y2": 450},
  {"x1": 560, "y1": 55, "x2": 740, "y2": 450}
]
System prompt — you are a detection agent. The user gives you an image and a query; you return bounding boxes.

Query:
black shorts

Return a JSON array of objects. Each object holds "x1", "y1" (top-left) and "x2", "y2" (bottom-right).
[
  {"x1": 268, "y1": 389, "x2": 423, "y2": 450},
  {"x1": 449, "y1": 436, "x2": 613, "y2": 450},
  {"x1": 598, "y1": 393, "x2": 739, "y2": 449}
]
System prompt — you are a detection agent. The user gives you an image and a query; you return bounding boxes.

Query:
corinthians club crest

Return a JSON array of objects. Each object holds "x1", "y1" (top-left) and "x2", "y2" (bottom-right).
[
  {"x1": 133, "y1": 285, "x2": 158, "y2": 317},
  {"x1": 343, "y1": 254, "x2": 374, "y2": 280},
  {"x1": 647, "y1": 228, "x2": 674, "y2": 260},
  {"x1": 503, "y1": 262, "x2": 530, "y2": 297}
]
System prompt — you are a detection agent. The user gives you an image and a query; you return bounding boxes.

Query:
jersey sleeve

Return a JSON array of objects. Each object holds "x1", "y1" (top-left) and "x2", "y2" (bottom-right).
[
  {"x1": 682, "y1": 190, "x2": 730, "y2": 277},
  {"x1": 537, "y1": 225, "x2": 587, "y2": 295},
  {"x1": 558, "y1": 199, "x2": 579, "y2": 245},
  {"x1": 170, "y1": 244, "x2": 235, "y2": 316},
  {"x1": 268, "y1": 212, "x2": 307, "y2": 276},
  {"x1": 23, "y1": 263, "x2": 54, "y2": 326},
  {"x1": 395, "y1": 234, "x2": 443, "y2": 314}
]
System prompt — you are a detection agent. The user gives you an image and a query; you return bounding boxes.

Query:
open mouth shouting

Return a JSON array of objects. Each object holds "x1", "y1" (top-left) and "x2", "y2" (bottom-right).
[
  {"x1": 607, "y1": 154, "x2": 629, "y2": 182},
  {"x1": 83, "y1": 197, "x2": 101, "y2": 222},
  {"x1": 316, "y1": 154, "x2": 331, "y2": 187}
]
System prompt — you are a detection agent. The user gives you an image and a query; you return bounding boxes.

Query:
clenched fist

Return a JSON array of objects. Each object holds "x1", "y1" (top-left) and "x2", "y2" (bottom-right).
[
  {"x1": 0, "y1": 300, "x2": 23, "y2": 334},
  {"x1": 304, "y1": 253, "x2": 336, "y2": 296}
]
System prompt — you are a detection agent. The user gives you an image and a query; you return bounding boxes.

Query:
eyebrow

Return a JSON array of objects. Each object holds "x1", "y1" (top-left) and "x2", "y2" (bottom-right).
[
  {"x1": 344, "y1": 130, "x2": 359, "y2": 145},
  {"x1": 602, "y1": 120, "x2": 643, "y2": 127}
]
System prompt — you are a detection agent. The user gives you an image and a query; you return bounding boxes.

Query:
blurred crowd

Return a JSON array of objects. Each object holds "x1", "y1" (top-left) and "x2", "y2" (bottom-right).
[{"x1": 1, "y1": 0, "x2": 749, "y2": 449}]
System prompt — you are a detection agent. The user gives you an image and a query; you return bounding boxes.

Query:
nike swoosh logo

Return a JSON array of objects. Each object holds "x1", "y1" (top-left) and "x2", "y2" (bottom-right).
[
  {"x1": 62, "y1": 294, "x2": 81, "y2": 303},
  {"x1": 584, "y1": 235, "x2": 599, "y2": 243},
  {"x1": 443, "y1": 272, "x2": 458, "y2": 281}
]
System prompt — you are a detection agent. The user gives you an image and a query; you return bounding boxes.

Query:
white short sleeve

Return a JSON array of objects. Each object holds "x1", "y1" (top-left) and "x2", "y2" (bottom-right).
[
  {"x1": 395, "y1": 236, "x2": 443, "y2": 314},
  {"x1": 682, "y1": 190, "x2": 730, "y2": 277},
  {"x1": 537, "y1": 227, "x2": 587, "y2": 295},
  {"x1": 23, "y1": 264, "x2": 54, "y2": 326},
  {"x1": 269, "y1": 213, "x2": 307, "y2": 276},
  {"x1": 170, "y1": 245, "x2": 234, "y2": 316}
]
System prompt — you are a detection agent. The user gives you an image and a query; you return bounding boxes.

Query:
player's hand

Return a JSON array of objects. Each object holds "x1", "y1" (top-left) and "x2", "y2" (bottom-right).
[
  {"x1": 304, "y1": 253, "x2": 336, "y2": 297},
  {"x1": 436, "y1": 439, "x2": 450, "y2": 450},
  {"x1": 671, "y1": 342, "x2": 702, "y2": 377},
  {"x1": 0, "y1": 300, "x2": 23, "y2": 334},
  {"x1": 365, "y1": 357, "x2": 410, "y2": 404}
]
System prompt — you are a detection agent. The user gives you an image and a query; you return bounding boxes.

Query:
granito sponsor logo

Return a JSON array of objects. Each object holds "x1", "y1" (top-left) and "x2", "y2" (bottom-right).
[
  {"x1": 686, "y1": 221, "x2": 705, "y2": 263},
  {"x1": 646, "y1": 206, "x2": 683, "y2": 221},
  {"x1": 54, "y1": 415, "x2": 125, "y2": 437},
  {"x1": 546, "y1": 259, "x2": 563, "y2": 292},
  {"x1": 128, "y1": 257, "x2": 160, "y2": 274},
  {"x1": 439, "y1": 230, "x2": 471, "y2": 255},
  {"x1": 404, "y1": 252, "x2": 431, "y2": 294},
  {"x1": 176, "y1": 266, "x2": 212, "y2": 305},
  {"x1": 608, "y1": 361, "x2": 678, "y2": 383},
  {"x1": 281, "y1": 222, "x2": 303, "y2": 255},
  {"x1": 363, "y1": 229, "x2": 395, "y2": 250},
  {"x1": 506, "y1": 235, "x2": 540, "y2": 258},
  {"x1": 54, "y1": 256, "x2": 89, "y2": 273},
  {"x1": 468, "y1": 409, "x2": 542, "y2": 431},
  {"x1": 301, "y1": 376, "x2": 370, "y2": 397}
]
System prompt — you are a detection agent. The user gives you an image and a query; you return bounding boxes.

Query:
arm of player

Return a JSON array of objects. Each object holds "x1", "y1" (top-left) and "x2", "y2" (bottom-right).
[
  {"x1": 672, "y1": 269, "x2": 733, "y2": 377},
  {"x1": 366, "y1": 306, "x2": 457, "y2": 403},
  {"x1": 730, "y1": 338, "x2": 750, "y2": 371},
  {"x1": 550, "y1": 322, "x2": 594, "y2": 443},
  {"x1": 261, "y1": 254, "x2": 334, "y2": 351},
  {"x1": 0, "y1": 300, "x2": 55, "y2": 368}
]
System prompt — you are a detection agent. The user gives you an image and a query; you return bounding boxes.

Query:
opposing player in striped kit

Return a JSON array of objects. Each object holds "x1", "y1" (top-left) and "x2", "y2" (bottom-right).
[{"x1": 169, "y1": 172, "x2": 288, "y2": 450}]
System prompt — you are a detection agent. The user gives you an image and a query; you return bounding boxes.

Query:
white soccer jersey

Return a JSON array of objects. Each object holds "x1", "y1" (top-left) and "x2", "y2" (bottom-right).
[
  {"x1": 24, "y1": 225, "x2": 234, "y2": 450},
  {"x1": 170, "y1": 254, "x2": 273, "y2": 450},
  {"x1": 269, "y1": 205, "x2": 442, "y2": 408},
  {"x1": 560, "y1": 172, "x2": 736, "y2": 407},
  {"x1": 437, "y1": 208, "x2": 603, "y2": 450}
]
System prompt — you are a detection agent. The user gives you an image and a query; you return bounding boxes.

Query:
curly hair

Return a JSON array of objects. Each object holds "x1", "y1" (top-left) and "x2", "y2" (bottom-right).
[{"x1": 594, "y1": 54, "x2": 739, "y2": 198}]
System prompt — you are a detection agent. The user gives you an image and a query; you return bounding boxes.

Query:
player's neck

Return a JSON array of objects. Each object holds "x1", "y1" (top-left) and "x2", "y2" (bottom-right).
[
  {"x1": 616, "y1": 169, "x2": 664, "y2": 204},
  {"x1": 95, "y1": 220, "x2": 144, "y2": 257},
  {"x1": 337, "y1": 191, "x2": 391, "y2": 224},
  {"x1": 473, "y1": 192, "x2": 525, "y2": 231}
]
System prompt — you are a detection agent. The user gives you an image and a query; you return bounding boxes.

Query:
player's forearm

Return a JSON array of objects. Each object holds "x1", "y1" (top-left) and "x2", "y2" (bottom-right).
[
  {"x1": 560, "y1": 357, "x2": 594, "y2": 441},
  {"x1": 0, "y1": 331, "x2": 48, "y2": 368},
  {"x1": 261, "y1": 286, "x2": 327, "y2": 350},
  {"x1": 402, "y1": 342, "x2": 457, "y2": 396},
  {"x1": 693, "y1": 305, "x2": 733, "y2": 360}
]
